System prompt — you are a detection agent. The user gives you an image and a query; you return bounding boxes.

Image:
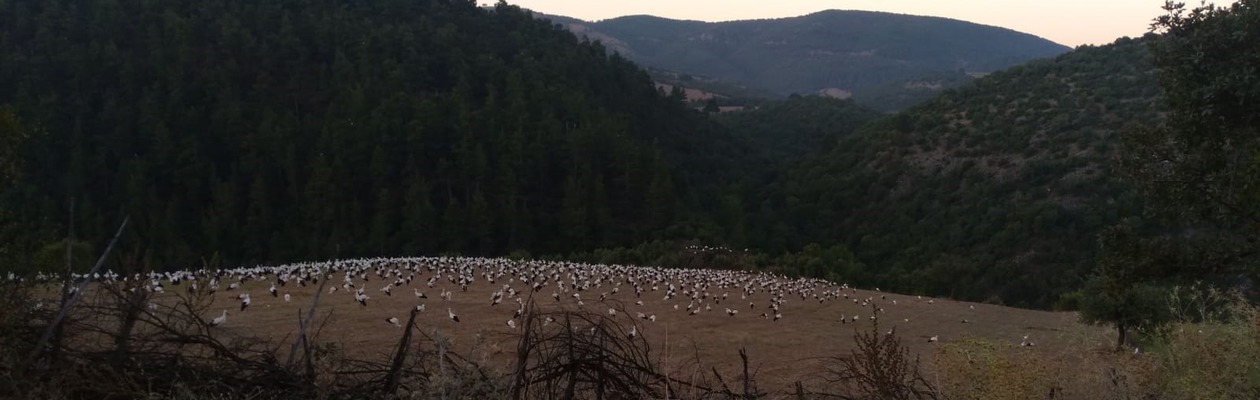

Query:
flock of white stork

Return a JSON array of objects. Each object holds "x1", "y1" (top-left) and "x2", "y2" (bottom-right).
[{"x1": 13, "y1": 256, "x2": 1036, "y2": 347}]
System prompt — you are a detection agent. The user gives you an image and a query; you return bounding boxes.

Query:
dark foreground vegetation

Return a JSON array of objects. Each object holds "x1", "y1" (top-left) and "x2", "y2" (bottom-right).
[
  {"x1": 0, "y1": 274, "x2": 930, "y2": 399},
  {"x1": 2, "y1": 270, "x2": 1257, "y2": 399}
]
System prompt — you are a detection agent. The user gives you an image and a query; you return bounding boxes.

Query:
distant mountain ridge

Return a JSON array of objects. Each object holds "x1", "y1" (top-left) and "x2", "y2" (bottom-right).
[{"x1": 536, "y1": 10, "x2": 1071, "y2": 109}]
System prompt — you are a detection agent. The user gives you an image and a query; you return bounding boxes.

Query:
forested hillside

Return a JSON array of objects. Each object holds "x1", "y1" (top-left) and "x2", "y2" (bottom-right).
[
  {"x1": 715, "y1": 96, "x2": 882, "y2": 165},
  {"x1": 0, "y1": 0, "x2": 753, "y2": 269},
  {"x1": 0, "y1": 0, "x2": 1184, "y2": 311},
  {"x1": 749, "y1": 37, "x2": 1162, "y2": 307},
  {"x1": 852, "y1": 70, "x2": 977, "y2": 113}
]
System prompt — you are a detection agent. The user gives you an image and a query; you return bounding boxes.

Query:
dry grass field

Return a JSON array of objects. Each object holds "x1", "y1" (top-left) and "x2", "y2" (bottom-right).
[{"x1": 46, "y1": 257, "x2": 1114, "y2": 393}]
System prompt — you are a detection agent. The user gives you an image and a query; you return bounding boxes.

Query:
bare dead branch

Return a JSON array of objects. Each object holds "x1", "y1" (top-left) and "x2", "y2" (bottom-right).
[{"x1": 29, "y1": 216, "x2": 128, "y2": 363}]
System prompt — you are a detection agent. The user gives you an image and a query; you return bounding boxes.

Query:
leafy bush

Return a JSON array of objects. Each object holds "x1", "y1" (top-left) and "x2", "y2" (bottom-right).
[{"x1": 1151, "y1": 287, "x2": 1260, "y2": 399}]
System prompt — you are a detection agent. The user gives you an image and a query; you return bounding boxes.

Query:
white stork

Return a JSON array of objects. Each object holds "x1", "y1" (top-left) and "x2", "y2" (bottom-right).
[{"x1": 208, "y1": 310, "x2": 227, "y2": 327}]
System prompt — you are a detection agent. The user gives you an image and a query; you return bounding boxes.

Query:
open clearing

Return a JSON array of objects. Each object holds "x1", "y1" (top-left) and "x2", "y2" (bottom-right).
[{"x1": 51, "y1": 257, "x2": 1110, "y2": 391}]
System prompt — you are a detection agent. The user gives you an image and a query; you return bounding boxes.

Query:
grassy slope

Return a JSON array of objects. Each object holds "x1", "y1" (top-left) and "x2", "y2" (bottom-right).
[{"x1": 57, "y1": 260, "x2": 1099, "y2": 391}]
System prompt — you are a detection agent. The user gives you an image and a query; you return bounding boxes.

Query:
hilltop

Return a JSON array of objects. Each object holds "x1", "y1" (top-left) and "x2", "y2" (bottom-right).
[{"x1": 538, "y1": 10, "x2": 1070, "y2": 110}]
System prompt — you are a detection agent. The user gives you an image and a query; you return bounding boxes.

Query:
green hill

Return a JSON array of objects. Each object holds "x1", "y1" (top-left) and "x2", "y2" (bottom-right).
[
  {"x1": 0, "y1": 0, "x2": 753, "y2": 269},
  {"x1": 540, "y1": 10, "x2": 1070, "y2": 110},
  {"x1": 851, "y1": 70, "x2": 978, "y2": 113},
  {"x1": 715, "y1": 96, "x2": 883, "y2": 164},
  {"x1": 749, "y1": 36, "x2": 1162, "y2": 307},
  {"x1": 645, "y1": 68, "x2": 776, "y2": 108}
]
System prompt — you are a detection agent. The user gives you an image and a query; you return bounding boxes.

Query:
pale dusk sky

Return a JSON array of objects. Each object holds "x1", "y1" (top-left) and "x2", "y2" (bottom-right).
[{"x1": 502, "y1": 0, "x2": 1170, "y2": 48}]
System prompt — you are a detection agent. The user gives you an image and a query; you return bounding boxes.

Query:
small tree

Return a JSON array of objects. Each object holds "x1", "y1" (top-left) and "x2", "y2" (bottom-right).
[
  {"x1": 0, "y1": 106, "x2": 32, "y2": 189},
  {"x1": 703, "y1": 98, "x2": 720, "y2": 114},
  {"x1": 1080, "y1": 280, "x2": 1172, "y2": 351},
  {"x1": 824, "y1": 307, "x2": 939, "y2": 399},
  {"x1": 0, "y1": 106, "x2": 43, "y2": 268},
  {"x1": 1081, "y1": 224, "x2": 1173, "y2": 350}
]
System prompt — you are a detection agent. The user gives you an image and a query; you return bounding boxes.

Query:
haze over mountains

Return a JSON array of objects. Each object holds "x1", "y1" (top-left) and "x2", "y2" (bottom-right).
[{"x1": 538, "y1": 10, "x2": 1072, "y2": 110}]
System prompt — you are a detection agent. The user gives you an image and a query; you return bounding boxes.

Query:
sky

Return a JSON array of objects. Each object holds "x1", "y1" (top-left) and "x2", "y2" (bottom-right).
[{"x1": 502, "y1": 0, "x2": 1168, "y2": 48}]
